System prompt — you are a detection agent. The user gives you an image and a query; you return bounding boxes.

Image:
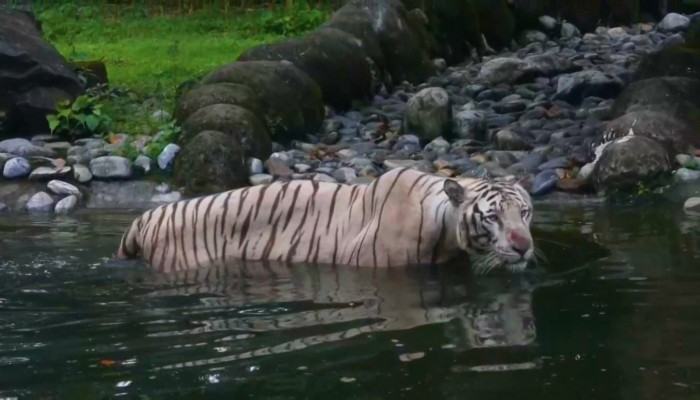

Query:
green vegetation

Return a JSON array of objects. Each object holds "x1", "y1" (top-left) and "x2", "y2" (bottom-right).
[{"x1": 33, "y1": 1, "x2": 332, "y2": 159}]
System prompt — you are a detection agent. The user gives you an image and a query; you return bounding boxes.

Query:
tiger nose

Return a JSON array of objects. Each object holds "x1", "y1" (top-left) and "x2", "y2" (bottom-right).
[{"x1": 507, "y1": 230, "x2": 531, "y2": 256}]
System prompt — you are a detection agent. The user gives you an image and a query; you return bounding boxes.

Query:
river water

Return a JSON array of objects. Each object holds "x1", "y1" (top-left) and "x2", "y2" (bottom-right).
[{"x1": 0, "y1": 199, "x2": 699, "y2": 399}]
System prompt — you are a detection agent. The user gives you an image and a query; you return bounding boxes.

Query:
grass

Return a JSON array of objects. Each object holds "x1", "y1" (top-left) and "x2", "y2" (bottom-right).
[{"x1": 33, "y1": 2, "x2": 331, "y2": 140}]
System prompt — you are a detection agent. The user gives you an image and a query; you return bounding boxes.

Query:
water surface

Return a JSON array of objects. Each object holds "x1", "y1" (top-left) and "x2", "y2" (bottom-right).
[{"x1": 0, "y1": 201, "x2": 699, "y2": 399}]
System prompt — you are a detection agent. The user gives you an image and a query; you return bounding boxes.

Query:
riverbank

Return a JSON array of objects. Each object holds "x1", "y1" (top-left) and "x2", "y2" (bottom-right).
[{"x1": 2, "y1": 2, "x2": 700, "y2": 214}]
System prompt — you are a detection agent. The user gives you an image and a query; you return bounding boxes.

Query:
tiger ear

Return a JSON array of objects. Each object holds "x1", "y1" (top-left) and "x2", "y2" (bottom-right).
[{"x1": 444, "y1": 179, "x2": 466, "y2": 206}]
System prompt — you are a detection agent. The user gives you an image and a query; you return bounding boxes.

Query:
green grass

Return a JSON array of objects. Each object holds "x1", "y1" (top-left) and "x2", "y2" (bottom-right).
[{"x1": 34, "y1": 2, "x2": 330, "y2": 138}]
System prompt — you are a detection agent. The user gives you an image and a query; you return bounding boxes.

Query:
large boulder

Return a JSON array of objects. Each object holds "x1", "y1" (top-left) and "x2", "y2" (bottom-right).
[
  {"x1": 173, "y1": 130, "x2": 249, "y2": 195},
  {"x1": 420, "y1": 0, "x2": 483, "y2": 63},
  {"x1": 238, "y1": 27, "x2": 374, "y2": 110},
  {"x1": 0, "y1": 9, "x2": 83, "y2": 137},
  {"x1": 202, "y1": 61, "x2": 323, "y2": 143},
  {"x1": 173, "y1": 83, "x2": 261, "y2": 123},
  {"x1": 403, "y1": 87, "x2": 452, "y2": 141},
  {"x1": 180, "y1": 104, "x2": 271, "y2": 161},
  {"x1": 321, "y1": 2, "x2": 392, "y2": 90},
  {"x1": 610, "y1": 77, "x2": 700, "y2": 130},
  {"x1": 472, "y1": 0, "x2": 516, "y2": 50},
  {"x1": 596, "y1": 111, "x2": 699, "y2": 157},
  {"x1": 632, "y1": 45, "x2": 700, "y2": 82},
  {"x1": 356, "y1": 0, "x2": 436, "y2": 84},
  {"x1": 591, "y1": 135, "x2": 672, "y2": 193},
  {"x1": 554, "y1": 70, "x2": 625, "y2": 105}
]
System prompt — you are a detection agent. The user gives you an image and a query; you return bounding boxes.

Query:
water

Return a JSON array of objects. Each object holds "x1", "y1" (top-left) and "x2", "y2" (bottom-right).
[{"x1": 1, "y1": 201, "x2": 699, "y2": 399}]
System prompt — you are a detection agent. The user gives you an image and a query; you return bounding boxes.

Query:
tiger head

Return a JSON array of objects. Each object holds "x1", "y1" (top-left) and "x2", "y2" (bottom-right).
[{"x1": 444, "y1": 177, "x2": 535, "y2": 273}]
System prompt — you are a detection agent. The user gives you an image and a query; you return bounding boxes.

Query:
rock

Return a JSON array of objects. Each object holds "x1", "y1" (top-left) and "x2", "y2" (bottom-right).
[
  {"x1": 90, "y1": 156, "x2": 133, "y2": 179},
  {"x1": 25, "y1": 191, "x2": 54, "y2": 212},
  {"x1": 73, "y1": 164, "x2": 92, "y2": 183},
  {"x1": 0, "y1": 9, "x2": 83, "y2": 137},
  {"x1": 674, "y1": 167, "x2": 700, "y2": 182},
  {"x1": 150, "y1": 191, "x2": 183, "y2": 203},
  {"x1": 333, "y1": 167, "x2": 357, "y2": 183},
  {"x1": 403, "y1": 87, "x2": 452, "y2": 141},
  {"x1": 321, "y1": 1, "x2": 391, "y2": 87},
  {"x1": 173, "y1": 82, "x2": 262, "y2": 124},
  {"x1": 0, "y1": 202, "x2": 7, "y2": 212},
  {"x1": 493, "y1": 129, "x2": 530, "y2": 150},
  {"x1": 134, "y1": 155, "x2": 152, "y2": 174},
  {"x1": 47, "y1": 180, "x2": 81, "y2": 198},
  {"x1": 658, "y1": 13, "x2": 690, "y2": 33},
  {"x1": 155, "y1": 183, "x2": 170, "y2": 194},
  {"x1": 591, "y1": 135, "x2": 672, "y2": 193},
  {"x1": 202, "y1": 60, "x2": 324, "y2": 143},
  {"x1": 683, "y1": 197, "x2": 700, "y2": 213},
  {"x1": 265, "y1": 157, "x2": 294, "y2": 178},
  {"x1": 561, "y1": 22, "x2": 580, "y2": 39},
  {"x1": 173, "y1": 130, "x2": 249, "y2": 195},
  {"x1": 54, "y1": 195, "x2": 78, "y2": 213},
  {"x1": 453, "y1": 108, "x2": 487, "y2": 140},
  {"x1": 249, "y1": 173, "x2": 274, "y2": 185},
  {"x1": 180, "y1": 103, "x2": 272, "y2": 160},
  {"x1": 238, "y1": 27, "x2": 374, "y2": 110},
  {"x1": 478, "y1": 55, "x2": 577, "y2": 86},
  {"x1": 539, "y1": 15, "x2": 558, "y2": 31},
  {"x1": 384, "y1": 159, "x2": 419, "y2": 170},
  {"x1": 555, "y1": 70, "x2": 624, "y2": 105},
  {"x1": 29, "y1": 166, "x2": 71, "y2": 180},
  {"x1": 530, "y1": 169, "x2": 559, "y2": 196},
  {"x1": 0, "y1": 138, "x2": 56, "y2": 157},
  {"x1": 632, "y1": 46, "x2": 700, "y2": 81},
  {"x1": 538, "y1": 156, "x2": 572, "y2": 171},
  {"x1": 157, "y1": 143, "x2": 180, "y2": 170},
  {"x1": 248, "y1": 157, "x2": 264, "y2": 175},
  {"x1": 313, "y1": 173, "x2": 337, "y2": 183},
  {"x1": 3, "y1": 157, "x2": 30, "y2": 179},
  {"x1": 595, "y1": 111, "x2": 697, "y2": 158}
]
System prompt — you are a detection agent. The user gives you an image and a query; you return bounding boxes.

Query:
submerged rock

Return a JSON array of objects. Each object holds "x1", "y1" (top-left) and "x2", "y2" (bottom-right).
[
  {"x1": 25, "y1": 191, "x2": 54, "y2": 212},
  {"x1": 54, "y1": 195, "x2": 78, "y2": 213}
]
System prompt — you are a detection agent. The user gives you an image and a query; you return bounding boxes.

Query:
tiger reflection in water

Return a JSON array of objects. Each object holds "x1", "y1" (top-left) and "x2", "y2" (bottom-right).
[{"x1": 130, "y1": 260, "x2": 537, "y2": 372}]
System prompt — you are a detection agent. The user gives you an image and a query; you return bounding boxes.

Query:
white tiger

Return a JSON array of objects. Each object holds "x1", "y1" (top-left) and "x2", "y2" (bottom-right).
[{"x1": 116, "y1": 167, "x2": 535, "y2": 273}]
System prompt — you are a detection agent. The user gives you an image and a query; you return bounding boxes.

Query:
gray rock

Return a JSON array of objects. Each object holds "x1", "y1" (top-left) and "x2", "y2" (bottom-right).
[
  {"x1": 157, "y1": 143, "x2": 180, "y2": 170},
  {"x1": 47, "y1": 180, "x2": 82, "y2": 198},
  {"x1": 333, "y1": 167, "x2": 357, "y2": 183},
  {"x1": 312, "y1": 173, "x2": 337, "y2": 183},
  {"x1": 0, "y1": 202, "x2": 7, "y2": 212},
  {"x1": 607, "y1": 27, "x2": 630, "y2": 41},
  {"x1": 54, "y1": 195, "x2": 78, "y2": 213},
  {"x1": 404, "y1": 87, "x2": 452, "y2": 140},
  {"x1": 674, "y1": 167, "x2": 700, "y2": 182},
  {"x1": 249, "y1": 173, "x2": 273, "y2": 185},
  {"x1": 384, "y1": 159, "x2": 419, "y2": 169},
  {"x1": 74, "y1": 138, "x2": 106, "y2": 150},
  {"x1": 658, "y1": 12, "x2": 690, "y2": 33},
  {"x1": 555, "y1": 70, "x2": 624, "y2": 105},
  {"x1": 493, "y1": 129, "x2": 530, "y2": 151},
  {"x1": 683, "y1": 197, "x2": 700, "y2": 213},
  {"x1": 90, "y1": 156, "x2": 133, "y2": 179},
  {"x1": 134, "y1": 155, "x2": 152, "y2": 174},
  {"x1": 561, "y1": 22, "x2": 580, "y2": 39},
  {"x1": 0, "y1": 138, "x2": 56, "y2": 158},
  {"x1": 150, "y1": 191, "x2": 183, "y2": 203},
  {"x1": 3, "y1": 157, "x2": 30, "y2": 179},
  {"x1": 26, "y1": 191, "x2": 54, "y2": 212},
  {"x1": 539, "y1": 15, "x2": 557, "y2": 31},
  {"x1": 538, "y1": 156, "x2": 572, "y2": 171},
  {"x1": 73, "y1": 164, "x2": 92, "y2": 183},
  {"x1": 294, "y1": 163, "x2": 313, "y2": 173},
  {"x1": 530, "y1": 169, "x2": 559, "y2": 196},
  {"x1": 155, "y1": 183, "x2": 170, "y2": 194},
  {"x1": 453, "y1": 108, "x2": 487, "y2": 140},
  {"x1": 424, "y1": 137, "x2": 451, "y2": 155},
  {"x1": 337, "y1": 149, "x2": 358, "y2": 160},
  {"x1": 44, "y1": 141, "x2": 72, "y2": 151},
  {"x1": 29, "y1": 166, "x2": 71, "y2": 180},
  {"x1": 248, "y1": 157, "x2": 264, "y2": 175}
]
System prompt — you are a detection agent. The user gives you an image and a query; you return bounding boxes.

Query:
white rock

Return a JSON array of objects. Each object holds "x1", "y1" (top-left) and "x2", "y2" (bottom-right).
[
  {"x1": 90, "y1": 156, "x2": 132, "y2": 179},
  {"x1": 47, "y1": 180, "x2": 82, "y2": 198},
  {"x1": 55, "y1": 195, "x2": 78, "y2": 213},
  {"x1": 248, "y1": 157, "x2": 264, "y2": 175},
  {"x1": 249, "y1": 173, "x2": 273, "y2": 185},
  {"x1": 3, "y1": 157, "x2": 30, "y2": 179},
  {"x1": 157, "y1": 143, "x2": 180, "y2": 170},
  {"x1": 658, "y1": 12, "x2": 690, "y2": 33},
  {"x1": 26, "y1": 191, "x2": 54, "y2": 212},
  {"x1": 73, "y1": 164, "x2": 93, "y2": 183},
  {"x1": 683, "y1": 197, "x2": 700, "y2": 214},
  {"x1": 312, "y1": 173, "x2": 337, "y2": 183},
  {"x1": 29, "y1": 166, "x2": 71, "y2": 180}
]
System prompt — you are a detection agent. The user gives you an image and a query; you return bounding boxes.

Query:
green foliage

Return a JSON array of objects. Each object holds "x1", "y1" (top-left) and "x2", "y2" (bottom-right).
[
  {"x1": 46, "y1": 94, "x2": 112, "y2": 140},
  {"x1": 112, "y1": 140, "x2": 140, "y2": 161},
  {"x1": 145, "y1": 120, "x2": 182, "y2": 160}
]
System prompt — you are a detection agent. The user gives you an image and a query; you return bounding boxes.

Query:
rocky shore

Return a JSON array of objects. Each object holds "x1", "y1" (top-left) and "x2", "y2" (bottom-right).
[{"x1": 3, "y1": 1, "x2": 700, "y2": 213}]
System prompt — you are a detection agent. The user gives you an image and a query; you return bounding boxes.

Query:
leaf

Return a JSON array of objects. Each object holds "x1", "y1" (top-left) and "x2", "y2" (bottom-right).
[
  {"x1": 85, "y1": 115, "x2": 100, "y2": 132},
  {"x1": 47, "y1": 117, "x2": 60, "y2": 133}
]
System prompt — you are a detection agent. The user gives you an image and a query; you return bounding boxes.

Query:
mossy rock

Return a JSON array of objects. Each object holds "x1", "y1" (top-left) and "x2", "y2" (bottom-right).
[
  {"x1": 173, "y1": 130, "x2": 249, "y2": 195},
  {"x1": 173, "y1": 83, "x2": 262, "y2": 123},
  {"x1": 322, "y1": 1, "x2": 392, "y2": 90},
  {"x1": 356, "y1": 0, "x2": 436, "y2": 84},
  {"x1": 238, "y1": 27, "x2": 374, "y2": 111},
  {"x1": 415, "y1": 0, "x2": 483, "y2": 62},
  {"x1": 472, "y1": 0, "x2": 516, "y2": 50},
  {"x1": 180, "y1": 103, "x2": 272, "y2": 161},
  {"x1": 203, "y1": 60, "x2": 323, "y2": 143},
  {"x1": 632, "y1": 45, "x2": 700, "y2": 81}
]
